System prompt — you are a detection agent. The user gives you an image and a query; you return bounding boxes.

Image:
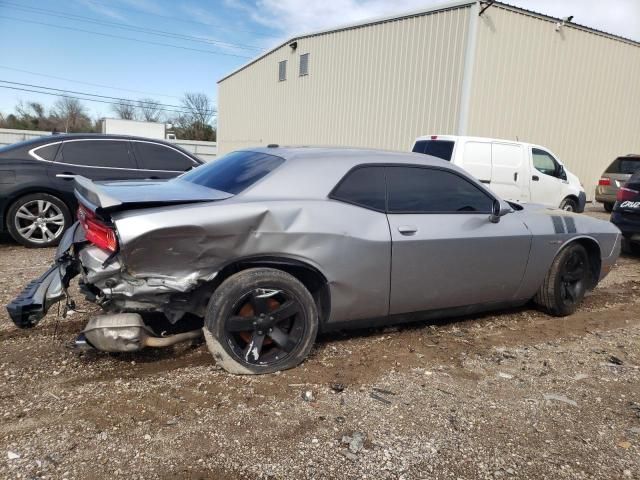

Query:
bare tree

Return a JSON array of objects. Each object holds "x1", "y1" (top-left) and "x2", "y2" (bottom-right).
[
  {"x1": 174, "y1": 93, "x2": 216, "y2": 140},
  {"x1": 181, "y1": 92, "x2": 216, "y2": 126},
  {"x1": 15, "y1": 101, "x2": 46, "y2": 120},
  {"x1": 137, "y1": 98, "x2": 163, "y2": 122},
  {"x1": 52, "y1": 97, "x2": 90, "y2": 132},
  {"x1": 111, "y1": 100, "x2": 137, "y2": 120}
]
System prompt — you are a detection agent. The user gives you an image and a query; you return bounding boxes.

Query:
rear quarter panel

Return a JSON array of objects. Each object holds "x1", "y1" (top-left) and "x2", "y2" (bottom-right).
[{"x1": 113, "y1": 198, "x2": 392, "y2": 323}]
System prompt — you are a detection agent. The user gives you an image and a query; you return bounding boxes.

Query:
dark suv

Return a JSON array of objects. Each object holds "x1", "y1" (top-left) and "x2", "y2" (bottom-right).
[
  {"x1": 0, "y1": 134, "x2": 203, "y2": 247},
  {"x1": 611, "y1": 171, "x2": 640, "y2": 254}
]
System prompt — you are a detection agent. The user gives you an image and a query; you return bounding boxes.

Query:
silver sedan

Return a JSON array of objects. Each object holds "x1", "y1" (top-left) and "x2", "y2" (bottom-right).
[{"x1": 7, "y1": 147, "x2": 621, "y2": 374}]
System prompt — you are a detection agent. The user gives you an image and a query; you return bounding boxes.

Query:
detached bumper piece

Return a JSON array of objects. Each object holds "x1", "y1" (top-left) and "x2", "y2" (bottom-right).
[{"x1": 6, "y1": 265, "x2": 64, "y2": 329}]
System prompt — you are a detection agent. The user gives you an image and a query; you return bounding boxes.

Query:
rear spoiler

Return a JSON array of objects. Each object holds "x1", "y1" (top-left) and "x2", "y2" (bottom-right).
[
  {"x1": 73, "y1": 176, "x2": 232, "y2": 215},
  {"x1": 74, "y1": 176, "x2": 122, "y2": 213}
]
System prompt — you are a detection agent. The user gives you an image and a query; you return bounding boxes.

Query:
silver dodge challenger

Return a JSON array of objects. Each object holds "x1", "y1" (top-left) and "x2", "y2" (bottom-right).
[{"x1": 7, "y1": 147, "x2": 621, "y2": 374}]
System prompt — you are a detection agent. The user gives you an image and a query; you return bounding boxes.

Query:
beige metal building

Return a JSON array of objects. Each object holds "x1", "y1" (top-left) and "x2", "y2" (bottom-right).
[{"x1": 217, "y1": 0, "x2": 640, "y2": 197}]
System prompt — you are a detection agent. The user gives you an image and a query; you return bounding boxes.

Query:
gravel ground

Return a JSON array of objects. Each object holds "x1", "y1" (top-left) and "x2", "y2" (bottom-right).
[{"x1": 1, "y1": 205, "x2": 639, "y2": 480}]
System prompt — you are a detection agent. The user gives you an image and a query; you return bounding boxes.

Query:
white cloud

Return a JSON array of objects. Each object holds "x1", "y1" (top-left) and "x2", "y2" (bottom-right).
[
  {"x1": 77, "y1": 0, "x2": 128, "y2": 22},
  {"x1": 228, "y1": 0, "x2": 639, "y2": 42}
]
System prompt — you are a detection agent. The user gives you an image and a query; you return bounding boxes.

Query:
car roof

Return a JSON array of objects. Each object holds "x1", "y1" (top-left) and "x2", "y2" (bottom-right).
[
  {"x1": 241, "y1": 146, "x2": 450, "y2": 168},
  {"x1": 0, "y1": 133, "x2": 201, "y2": 162},
  {"x1": 234, "y1": 146, "x2": 490, "y2": 201}
]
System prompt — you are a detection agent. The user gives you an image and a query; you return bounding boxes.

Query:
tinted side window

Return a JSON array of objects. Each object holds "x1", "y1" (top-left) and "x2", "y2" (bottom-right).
[
  {"x1": 33, "y1": 143, "x2": 60, "y2": 161},
  {"x1": 387, "y1": 166, "x2": 493, "y2": 213},
  {"x1": 60, "y1": 141, "x2": 135, "y2": 168},
  {"x1": 532, "y1": 148, "x2": 559, "y2": 177},
  {"x1": 331, "y1": 166, "x2": 386, "y2": 211},
  {"x1": 133, "y1": 142, "x2": 194, "y2": 171},
  {"x1": 412, "y1": 140, "x2": 454, "y2": 161},
  {"x1": 181, "y1": 151, "x2": 283, "y2": 194}
]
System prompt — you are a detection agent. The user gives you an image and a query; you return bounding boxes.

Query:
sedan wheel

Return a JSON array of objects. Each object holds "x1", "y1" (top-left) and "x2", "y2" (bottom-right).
[
  {"x1": 204, "y1": 268, "x2": 318, "y2": 374},
  {"x1": 7, "y1": 194, "x2": 71, "y2": 248},
  {"x1": 534, "y1": 243, "x2": 590, "y2": 316}
]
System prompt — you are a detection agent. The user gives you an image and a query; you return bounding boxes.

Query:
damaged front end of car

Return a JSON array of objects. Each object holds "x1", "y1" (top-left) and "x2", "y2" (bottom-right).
[{"x1": 6, "y1": 176, "x2": 230, "y2": 352}]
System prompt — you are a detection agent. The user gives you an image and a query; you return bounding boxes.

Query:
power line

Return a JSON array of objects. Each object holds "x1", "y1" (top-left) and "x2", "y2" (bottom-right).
[
  {"x1": 0, "y1": 84, "x2": 195, "y2": 116},
  {"x1": 0, "y1": 80, "x2": 189, "y2": 110},
  {"x1": 0, "y1": 15, "x2": 253, "y2": 59},
  {"x1": 0, "y1": 1, "x2": 263, "y2": 52},
  {"x1": 69, "y1": 0, "x2": 281, "y2": 39},
  {"x1": 0, "y1": 65, "x2": 182, "y2": 100}
]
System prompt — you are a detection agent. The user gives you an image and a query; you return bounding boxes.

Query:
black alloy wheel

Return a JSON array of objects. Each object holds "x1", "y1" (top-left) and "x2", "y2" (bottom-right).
[
  {"x1": 225, "y1": 288, "x2": 306, "y2": 366},
  {"x1": 558, "y1": 247, "x2": 588, "y2": 307},
  {"x1": 534, "y1": 243, "x2": 591, "y2": 316},
  {"x1": 204, "y1": 268, "x2": 318, "y2": 374}
]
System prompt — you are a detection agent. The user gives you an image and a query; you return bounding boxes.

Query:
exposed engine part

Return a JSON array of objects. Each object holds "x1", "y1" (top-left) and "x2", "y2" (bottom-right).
[{"x1": 82, "y1": 313, "x2": 202, "y2": 352}]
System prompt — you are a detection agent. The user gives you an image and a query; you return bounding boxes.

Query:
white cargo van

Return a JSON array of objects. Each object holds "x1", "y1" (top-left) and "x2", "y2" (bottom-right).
[{"x1": 412, "y1": 135, "x2": 586, "y2": 212}]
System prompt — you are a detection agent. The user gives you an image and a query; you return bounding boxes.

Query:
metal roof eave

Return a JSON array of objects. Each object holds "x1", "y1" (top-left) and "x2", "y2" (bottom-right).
[
  {"x1": 217, "y1": 0, "x2": 640, "y2": 84},
  {"x1": 217, "y1": 0, "x2": 475, "y2": 84}
]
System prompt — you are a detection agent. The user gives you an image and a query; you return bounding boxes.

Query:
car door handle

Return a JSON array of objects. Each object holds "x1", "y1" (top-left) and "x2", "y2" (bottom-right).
[
  {"x1": 56, "y1": 173, "x2": 76, "y2": 180},
  {"x1": 397, "y1": 225, "x2": 417, "y2": 235},
  {"x1": 532, "y1": 175, "x2": 539, "y2": 181},
  {"x1": 514, "y1": 172, "x2": 518, "y2": 182}
]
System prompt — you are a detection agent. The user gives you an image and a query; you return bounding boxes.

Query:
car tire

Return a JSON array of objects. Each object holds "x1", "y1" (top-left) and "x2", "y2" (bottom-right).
[
  {"x1": 534, "y1": 243, "x2": 590, "y2": 317},
  {"x1": 559, "y1": 197, "x2": 579, "y2": 212},
  {"x1": 6, "y1": 193, "x2": 72, "y2": 248},
  {"x1": 603, "y1": 202, "x2": 614, "y2": 213},
  {"x1": 203, "y1": 267, "x2": 319, "y2": 375}
]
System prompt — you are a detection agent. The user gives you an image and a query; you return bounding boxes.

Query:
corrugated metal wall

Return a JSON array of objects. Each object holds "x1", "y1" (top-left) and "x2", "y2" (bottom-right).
[
  {"x1": 467, "y1": 5, "x2": 640, "y2": 198},
  {"x1": 218, "y1": 6, "x2": 471, "y2": 154}
]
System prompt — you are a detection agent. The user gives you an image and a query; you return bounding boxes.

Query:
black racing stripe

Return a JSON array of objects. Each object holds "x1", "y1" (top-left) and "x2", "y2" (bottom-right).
[
  {"x1": 551, "y1": 216, "x2": 565, "y2": 234},
  {"x1": 564, "y1": 216, "x2": 576, "y2": 233}
]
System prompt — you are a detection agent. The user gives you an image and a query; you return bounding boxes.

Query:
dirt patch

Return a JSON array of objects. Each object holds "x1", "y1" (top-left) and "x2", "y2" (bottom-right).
[{"x1": 1, "y1": 206, "x2": 639, "y2": 479}]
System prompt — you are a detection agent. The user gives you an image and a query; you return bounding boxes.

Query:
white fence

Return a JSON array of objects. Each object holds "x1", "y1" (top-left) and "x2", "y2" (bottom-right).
[
  {"x1": 0, "y1": 128, "x2": 217, "y2": 161},
  {"x1": 0, "y1": 128, "x2": 49, "y2": 145}
]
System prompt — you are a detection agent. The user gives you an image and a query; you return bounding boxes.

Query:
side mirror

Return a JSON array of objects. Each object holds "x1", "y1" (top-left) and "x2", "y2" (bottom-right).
[
  {"x1": 489, "y1": 200, "x2": 511, "y2": 223},
  {"x1": 559, "y1": 165, "x2": 567, "y2": 180}
]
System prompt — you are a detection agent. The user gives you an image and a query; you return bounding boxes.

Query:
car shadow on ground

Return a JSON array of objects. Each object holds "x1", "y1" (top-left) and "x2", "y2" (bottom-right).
[
  {"x1": 0, "y1": 233, "x2": 16, "y2": 245},
  {"x1": 316, "y1": 303, "x2": 532, "y2": 346}
]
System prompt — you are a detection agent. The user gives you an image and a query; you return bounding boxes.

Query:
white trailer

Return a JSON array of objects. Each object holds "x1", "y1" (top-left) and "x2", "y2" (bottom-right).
[{"x1": 101, "y1": 118, "x2": 170, "y2": 139}]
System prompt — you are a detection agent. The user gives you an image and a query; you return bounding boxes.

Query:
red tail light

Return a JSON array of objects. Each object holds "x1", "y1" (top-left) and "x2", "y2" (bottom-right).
[
  {"x1": 598, "y1": 178, "x2": 611, "y2": 186},
  {"x1": 77, "y1": 205, "x2": 118, "y2": 252},
  {"x1": 617, "y1": 186, "x2": 639, "y2": 202}
]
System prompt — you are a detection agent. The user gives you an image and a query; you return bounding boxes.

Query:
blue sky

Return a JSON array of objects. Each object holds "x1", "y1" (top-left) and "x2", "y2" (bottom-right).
[{"x1": 0, "y1": 0, "x2": 638, "y2": 122}]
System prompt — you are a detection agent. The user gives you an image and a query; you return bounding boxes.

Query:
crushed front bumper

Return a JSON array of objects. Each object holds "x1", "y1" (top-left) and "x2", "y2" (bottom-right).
[{"x1": 6, "y1": 223, "x2": 84, "y2": 328}]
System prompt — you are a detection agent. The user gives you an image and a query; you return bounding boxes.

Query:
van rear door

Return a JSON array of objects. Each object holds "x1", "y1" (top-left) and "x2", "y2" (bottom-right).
[{"x1": 490, "y1": 142, "x2": 529, "y2": 203}]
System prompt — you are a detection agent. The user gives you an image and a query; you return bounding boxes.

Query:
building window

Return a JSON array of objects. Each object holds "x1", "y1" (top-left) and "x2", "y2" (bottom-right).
[
  {"x1": 278, "y1": 60, "x2": 287, "y2": 81},
  {"x1": 299, "y1": 53, "x2": 309, "y2": 76}
]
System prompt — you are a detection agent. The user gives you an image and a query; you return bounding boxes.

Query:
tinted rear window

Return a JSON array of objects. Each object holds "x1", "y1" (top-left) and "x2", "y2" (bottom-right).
[
  {"x1": 180, "y1": 151, "x2": 284, "y2": 194},
  {"x1": 412, "y1": 140, "x2": 454, "y2": 161},
  {"x1": 330, "y1": 166, "x2": 386, "y2": 211},
  {"x1": 606, "y1": 157, "x2": 640, "y2": 174}
]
